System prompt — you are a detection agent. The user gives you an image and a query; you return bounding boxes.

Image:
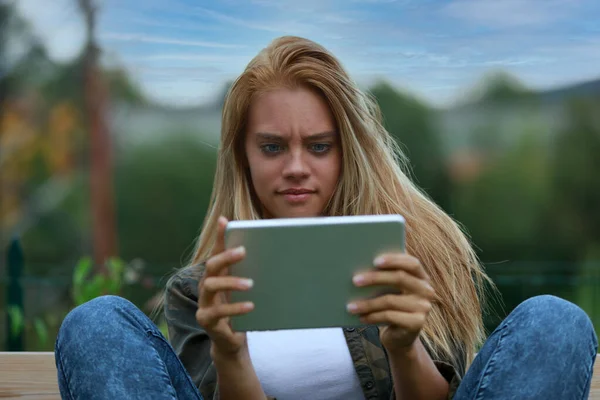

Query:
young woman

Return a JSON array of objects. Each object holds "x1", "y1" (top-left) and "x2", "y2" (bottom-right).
[{"x1": 55, "y1": 36, "x2": 597, "y2": 400}]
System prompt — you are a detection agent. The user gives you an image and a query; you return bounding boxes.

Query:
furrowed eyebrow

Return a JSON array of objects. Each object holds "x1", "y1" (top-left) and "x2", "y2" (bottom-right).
[
  {"x1": 255, "y1": 133, "x2": 283, "y2": 141},
  {"x1": 255, "y1": 131, "x2": 337, "y2": 141},
  {"x1": 305, "y1": 131, "x2": 337, "y2": 140}
]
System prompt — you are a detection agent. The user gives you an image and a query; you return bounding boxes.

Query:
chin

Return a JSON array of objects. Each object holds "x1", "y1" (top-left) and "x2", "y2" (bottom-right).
[{"x1": 273, "y1": 207, "x2": 322, "y2": 219}]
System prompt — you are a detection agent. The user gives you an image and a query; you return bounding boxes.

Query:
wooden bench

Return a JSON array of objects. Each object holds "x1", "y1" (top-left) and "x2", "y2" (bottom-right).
[{"x1": 0, "y1": 352, "x2": 599, "y2": 399}]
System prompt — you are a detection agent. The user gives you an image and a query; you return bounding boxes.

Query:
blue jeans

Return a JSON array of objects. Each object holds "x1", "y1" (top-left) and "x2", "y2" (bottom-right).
[
  {"x1": 454, "y1": 295, "x2": 597, "y2": 400},
  {"x1": 55, "y1": 295, "x2": 203, "y2": 400},
  {"x1": 55, "y1": 295, "x2": 597, "y2": 399}
]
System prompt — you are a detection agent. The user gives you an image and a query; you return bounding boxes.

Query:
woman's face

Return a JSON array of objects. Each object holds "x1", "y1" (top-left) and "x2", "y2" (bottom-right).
[{"x1": 245, "y1": 85, "x2": 341, "y2": 218}]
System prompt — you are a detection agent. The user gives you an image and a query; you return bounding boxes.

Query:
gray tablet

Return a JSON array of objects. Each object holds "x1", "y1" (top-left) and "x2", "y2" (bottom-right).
[{"x1": 225, "y1": 214, "x2": 405, "y2": 331}]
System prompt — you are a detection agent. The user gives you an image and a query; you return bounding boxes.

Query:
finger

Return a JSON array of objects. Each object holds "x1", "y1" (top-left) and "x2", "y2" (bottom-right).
[
  {"x1": 347, "y1": 294, "x2": 431, "y2": 315},
  {"x1": 359, "y1": 310, "x2": 426, "y2": 331},
  {"x1": 354, "y1": 270, "x2": 435, "y2": 300},
  {"x1": 196, "y1": 302, "x2": 254, "y2": 328},
  {"x1": 203, "y1": 276, "x2": 254, "y2": 293},
  {"x1": 200, "y1": 247, "x2": 246, "y2": 306},
  {"x1": 205, "y1": 246, "x2": 246, "y2": 277},
  {"x1": 211, "y1": 216, "x2": 228, "y2": 257},
  {"x1": 374, "y1": 253, "x2": 429, "y2": 280}
]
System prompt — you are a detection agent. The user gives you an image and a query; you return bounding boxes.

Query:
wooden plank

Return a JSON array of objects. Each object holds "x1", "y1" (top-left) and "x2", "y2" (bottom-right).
[
  {"x1": 0, "y1": 352, "x2": 598, "y2": 399},
  {"x1": 592, "y1": 355, "x2": 600, "y2": 400},
  {"x1": 0, "y1": 352, "x2": 59, "y2": 400}
]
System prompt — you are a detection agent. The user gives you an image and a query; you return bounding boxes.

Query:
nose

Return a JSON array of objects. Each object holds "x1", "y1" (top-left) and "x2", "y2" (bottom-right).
[{"x1": 282, "y1": 150, "x2": 310, "y2": 180}]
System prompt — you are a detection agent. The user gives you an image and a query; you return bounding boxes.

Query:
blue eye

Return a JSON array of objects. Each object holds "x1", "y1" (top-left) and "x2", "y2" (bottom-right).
[
  {"x1": 311, "y1": 143, "x2": 331, "y2": 153},
  {"x1": 261, "y1": 144, "x2": 283, "y2": 154}
]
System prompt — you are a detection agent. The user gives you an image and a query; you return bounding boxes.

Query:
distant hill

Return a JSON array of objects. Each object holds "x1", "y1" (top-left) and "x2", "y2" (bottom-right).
[
  {"x1": 449, "y1": 74, "x2": 600, "y2": 111},
  {"x1": 434, "y1": 76, "x2": 600, "y2": 155},
  {"x1": 536, "y1": 77, "x2": 600, "y2": 104}
]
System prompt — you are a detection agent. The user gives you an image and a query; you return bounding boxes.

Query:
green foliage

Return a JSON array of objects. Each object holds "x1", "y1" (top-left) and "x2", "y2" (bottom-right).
[
  {"x1": 21, "y1": 210, "x2": 82, "y2": 267},
  {"x1": 451, "y1": 128, "x2": 553, "y2": 261},
  {"x1": 32, "y1": 318, "x2": 49, "y2": 347},
  {"x1": 158, "y1": 319, "x2": 169, "y2": 339},
  {"x1": 21, "y1": 133, "x2": 217, "y2": 273},
  {"x1": 369, "y1": 81, "x2": 451, "y2": 209},
  {"x1": 105, "y1": 67, "x2": 147, "y2": 105},
  {"x1": 467, "y1": 71, "x2": 533, "y2": 104},
  {"x1": 550, "y1": 99, "x2": 600, "y2": 256},
  {"x1": 7, "y1": 306, "x2": 24, "y2": 338},
  {"x1": 115, "y1": 134, "x2": 217, "y2": 266},
  {"x1": 7, "y1": 306, "x2": 49, "y2": 348},
  {"x1": 72, "y1": 256, "x2": 128, "y2": 305}
]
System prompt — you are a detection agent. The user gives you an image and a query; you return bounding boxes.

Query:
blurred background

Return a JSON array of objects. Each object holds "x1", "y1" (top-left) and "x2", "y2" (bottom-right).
[{"x1": 1, "y1": 0, "x2": 599, "y2": 351}]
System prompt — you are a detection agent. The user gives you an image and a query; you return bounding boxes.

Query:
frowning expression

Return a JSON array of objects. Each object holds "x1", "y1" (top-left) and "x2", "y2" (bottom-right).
[{"x1": 245, "y1": 86, "x2": 342, "y2": 218}]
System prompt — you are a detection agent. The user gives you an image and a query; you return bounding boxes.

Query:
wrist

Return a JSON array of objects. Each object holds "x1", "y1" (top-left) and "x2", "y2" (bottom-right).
[
  {"x1": 211, "y1": 343, "x2": 250, "y2": 365},
  {"x1": 386, "y1": 338, "x2": 421, "y2": 361}
]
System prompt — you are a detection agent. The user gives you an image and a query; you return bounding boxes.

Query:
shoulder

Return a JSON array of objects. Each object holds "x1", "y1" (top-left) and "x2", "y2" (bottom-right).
[{"x1": 165, "y1": 264, "x2": 205, "y2": 301}]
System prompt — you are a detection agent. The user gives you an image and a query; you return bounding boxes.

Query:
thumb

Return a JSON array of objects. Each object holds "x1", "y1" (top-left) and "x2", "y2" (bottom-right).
[{"x1": 211, "y1": 216, "x2": 228, "y2": 257}]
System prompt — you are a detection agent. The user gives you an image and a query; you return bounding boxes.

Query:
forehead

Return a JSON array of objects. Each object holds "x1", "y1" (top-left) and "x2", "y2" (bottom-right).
[{"x1": 246, "y1": 86, "x2": 336, "y2": 136}]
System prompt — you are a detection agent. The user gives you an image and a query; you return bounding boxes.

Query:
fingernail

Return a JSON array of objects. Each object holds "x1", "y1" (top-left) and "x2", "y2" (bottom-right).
[
  {"x1": 243, "y1": 302, "x2": 254, "y2": 310},
  {"x1": 233, "y1": 246, "x2": 246, "y2": 256},
  {"x1": 353, "y1": 274, "x2": 366, "y2": 286},
  {"x1": 346, "y1": 303, "x2": 358, "y2": 313},
  {"x1": 373, "y1": 256, "x2": 385, "y2": 267},
  {"x1": 239, "y1": 278, "x2": 254, "y2": 288}
]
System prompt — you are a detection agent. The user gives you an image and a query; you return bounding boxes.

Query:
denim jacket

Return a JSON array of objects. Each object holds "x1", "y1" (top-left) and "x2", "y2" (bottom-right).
[{"x1": 164, "y1": 265, "x2": 465, "y2": 399}]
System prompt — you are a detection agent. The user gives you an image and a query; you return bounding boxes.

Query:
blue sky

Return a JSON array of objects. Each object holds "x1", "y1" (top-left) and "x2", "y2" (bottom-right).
[{"x1": 14, "y1": 0, "x2": 600, "y2": 107}]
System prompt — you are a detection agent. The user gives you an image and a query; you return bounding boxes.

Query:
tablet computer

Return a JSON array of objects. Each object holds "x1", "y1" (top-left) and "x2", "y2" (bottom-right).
[{"x1": 225, "y1": 214, "x2": 405, "y2": 332}]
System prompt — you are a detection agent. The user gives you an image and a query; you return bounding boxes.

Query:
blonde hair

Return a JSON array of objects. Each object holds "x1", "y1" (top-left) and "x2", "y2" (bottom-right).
[{"x1": 179, "y1": 36, "x2": 491, "y2": 370}]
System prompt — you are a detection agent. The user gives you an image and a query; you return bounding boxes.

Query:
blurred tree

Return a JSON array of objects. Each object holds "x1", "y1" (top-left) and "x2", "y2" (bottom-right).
[
  {"x1": 0, "y1": 3, "x2": 9, "y2": 106},
  {"x1": 451, "y1": 126, "x2": 551, "y2": 262},
  {"x1": 369, "y1": 81, "x2": 451, "y2": 210},
  {"x1": 78, "y1": 0, "x2": 118, "y2": 270},
  {"x1": 21, "y1": 132, "x2": 218, "y2": 272},
  {"x1": 466, "y1": 71, "x2": 532, "y2": 105},
  {"x1": 104, "y1": 68, "x2": 146, "y2": 105},
  {"x1": 549, "y1": 99, "x2": 600, "y2": 261},
  {"x1": 114, "y1": 135, "x2": 217, "y2": 270},
  {"x1": 1, "y1": 0, "x2": 154, "y2": 266}
]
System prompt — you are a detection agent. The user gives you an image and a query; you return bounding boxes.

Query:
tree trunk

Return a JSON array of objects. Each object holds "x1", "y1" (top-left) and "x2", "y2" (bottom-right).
[{"x1": 78, "y1": 0, "x2": 117, "y2": 272}]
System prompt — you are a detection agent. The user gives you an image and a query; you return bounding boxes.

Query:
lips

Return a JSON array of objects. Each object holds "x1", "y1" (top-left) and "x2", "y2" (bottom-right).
[
  {"x1": 279, "y1": 188, "x2": 316, "y2": 195},
  {"x1": 278, "y1": 188, "x2": 316, "y2": 204}
]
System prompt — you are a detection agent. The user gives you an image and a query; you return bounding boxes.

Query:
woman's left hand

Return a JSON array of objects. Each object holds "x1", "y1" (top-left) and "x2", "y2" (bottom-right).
[{"x1": 346, "y1": 253, "x2": 436, "y2": 354}]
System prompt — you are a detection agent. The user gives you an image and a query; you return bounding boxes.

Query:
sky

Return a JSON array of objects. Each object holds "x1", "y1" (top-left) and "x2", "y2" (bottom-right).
[{"x1": 13, "y1": 0, "x2": 600, "y2": 107}]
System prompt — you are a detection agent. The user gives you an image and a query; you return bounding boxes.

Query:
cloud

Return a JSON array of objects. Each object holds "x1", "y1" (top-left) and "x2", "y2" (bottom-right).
[
  {"x1": 136, "y1": 65, "x2": 226, "y2": 76},
  {"x1": 480, "y1": 57, "x2": 556, "y2": 67},
  {"x1": 125, "y1": 16, "x2": 223, "y2": 33},
  {"x1": 351, "y1": 0, "x2": 398, "y2": 3},
  {"x1": 442, "y1": 0, "x2": 575, "y2": 28},
  {"x1": 248, "y1": 0, "x2": 340, "y2": 10},
  {"x1": 128, "y1": 53, "x2": 252, "y2": 63},
  {"x1": 14, "y1": 0, "x2": 600, "y2": 109},
  {"x1": 318, "y1": 14, "x2": 354, "y2": 24},
  {"x1": 101, "y1": 33, "x2": 246, "y2": 49},
  {"x1": 194, "y1": 6, "x2": 317, "y2": 34}
]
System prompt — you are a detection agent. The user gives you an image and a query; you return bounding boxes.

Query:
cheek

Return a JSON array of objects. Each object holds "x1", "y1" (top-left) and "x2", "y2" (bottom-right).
[
  {"x1": 248, "y1": 155, "x2": 277, "y2": 190},
  {"x1": 319, "y1": 153, "x2": 342, "y2": 191}
]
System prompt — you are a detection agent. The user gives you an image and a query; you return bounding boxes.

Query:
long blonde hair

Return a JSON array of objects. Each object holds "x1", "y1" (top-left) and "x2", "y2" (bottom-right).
[{"x1": 180, "y1": 36, "x2": 491, "y2": 370}]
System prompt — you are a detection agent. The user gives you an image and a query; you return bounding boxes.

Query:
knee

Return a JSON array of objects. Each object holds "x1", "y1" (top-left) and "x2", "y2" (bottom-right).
[
  {"x1": 56, "y1": 295, "x2": 136, "y2": 348},
  {"x1": 512, "y1": 295, "x2": 597, "y2": 348}
]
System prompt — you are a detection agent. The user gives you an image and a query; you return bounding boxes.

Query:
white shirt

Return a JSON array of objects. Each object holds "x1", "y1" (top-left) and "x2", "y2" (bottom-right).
[{"x1": 247, "y1": 327, "x2": 366, "y2": 400}]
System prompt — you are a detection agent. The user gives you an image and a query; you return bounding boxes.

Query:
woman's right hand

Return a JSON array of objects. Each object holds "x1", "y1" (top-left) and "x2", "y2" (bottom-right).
[{"x1": 196, "y1": 216, "x2": 255, "y2": 357}]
